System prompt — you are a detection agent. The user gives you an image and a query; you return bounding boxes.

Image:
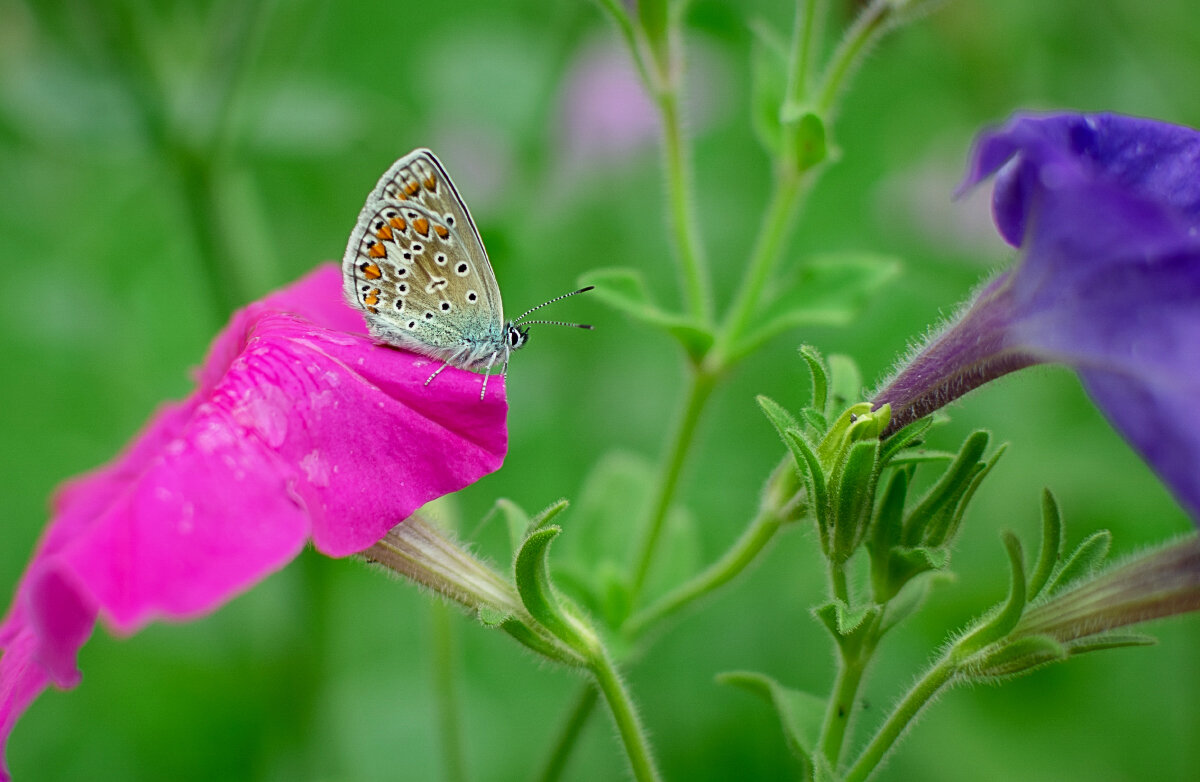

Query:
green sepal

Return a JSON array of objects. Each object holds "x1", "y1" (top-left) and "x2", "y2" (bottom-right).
[
  {"x1": 735, "y1": 254, "x2": 900, "y2": 360},
  {"x1": 877, "y1": 546, "x2": 948, "y2": 603},
  {"x1": 938, "y1": 443, "x2": 1005, "y2": 546},
  {"x1": 815, "y1": 601, "x2": 881, "y2": 657},
  {"x1": 1028, "y1": 489, "x2": 1064, "y2": 600},
  {"x1": 878, "y1": 416, "x2": 934, "y2": 465},
  {"x1": 817, "y1": 402, "x2": 874, "y2": 469},
  {"x1": 514, "y1": 526, "x2": 587, "y2": 649},
  {"x1": 868, "y1": 469, "x2": 908, "y2": 600},
  {"x1": 1044, "y1": 530, "x2": 1112, "y2": 595},
  {"x1": 784, "y1": 429, "x2": 830, "y2": 547},
  {"x1": 786, "y1": 111, "x2": 828, "y2": 173},
  {"x1": 954, "y1": 532, "x2": 1026, "y2": 657},
  {"x1": 580, "y1": 267, "x2": 714, "y2": 361},
  {"x1": 827, "y1": 354, "x2": 863, "y2": 412},
  {"x1": 758, "y1": 395, "x2": 802, "y2": 443},
  {"x1": 878, "y1": 574, "x2": 937, "y2": 635},
  {"x1": 830, "y1": 439, "x2": 879, "y2": 561},
  {"x1": 799, "y1": 407, "x2": 827, "y2": 435},
  {"x1": 902, "y1": 430, "x2": 989, "y2": 547},
  {"x1": 1064, "y1": 632, "x2": 1156, "y2": 655},
  {"x1": 798, "y1": 345, "x2": 829, "y2": 414},
  {"x1": 495, "y1": 498, "x2": 533, "y2": 553},
  {"x1": 529, "y1": 499, "x2": 569, "y2": 533},
  {"x1": 968, "y1": 634, "x2": 1067, "y2": 680},
  {"x1": 885, "y1": 451, "x2": 956, "y2": 466},
  {"x1": 717, "y1": 670, "x2": 827, "y2": 770},
  {"x1": 499, "y1": 616, "x2": 584, "y2": 667},
  {"x1": 477, "y1": 604, "x2": 511, "y2": 628}
]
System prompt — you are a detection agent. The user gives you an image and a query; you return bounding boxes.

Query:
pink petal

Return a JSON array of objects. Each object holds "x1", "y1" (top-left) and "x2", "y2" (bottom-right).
[{"x1": 0, "y1": 263, "x2": 509, "y2": 775}]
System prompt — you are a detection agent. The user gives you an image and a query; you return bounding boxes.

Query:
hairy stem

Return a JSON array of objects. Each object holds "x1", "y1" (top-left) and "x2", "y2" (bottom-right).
[
  {"x1": 842, "y1": 657, "x2": 958, "y2": 782},
  {"x1": 591, "y1": 650, "x2": 662, "y2": 782}
]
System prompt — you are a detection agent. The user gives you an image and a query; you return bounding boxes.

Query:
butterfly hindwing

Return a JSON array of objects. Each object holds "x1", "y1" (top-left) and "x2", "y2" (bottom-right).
[{"x1": 342, "y1": 150, "x2": 505, "y2": 364}]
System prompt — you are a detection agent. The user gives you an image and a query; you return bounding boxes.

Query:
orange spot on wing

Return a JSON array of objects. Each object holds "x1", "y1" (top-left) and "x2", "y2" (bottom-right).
[
  {"x1": 360, "y1": 262, "x2": 382, "y2": 280},
  {"x1": 390, "y1": 216, "x2": 407, "y2": 232},
  {"x1": 368, "y1": 242, "x2": 386, "y2": 259},
  {"x1": 364, "y1": 289, "x2": 380, "y2": 306},
  {"x1": 434, "y1": 223, "x2": 449, "y2": 238},
  {"x1": 413, "y1": 217, "x2": 430, "y2": 236},
  {"x1": 375, "y1": 224, "x2": 393, "y2": 240},
  {"x1": 405, "y1": 180, "x2": 420, "y2": 196},
  {"x1": 424, "y1": 176, "x2": 437, "y2": 191}
]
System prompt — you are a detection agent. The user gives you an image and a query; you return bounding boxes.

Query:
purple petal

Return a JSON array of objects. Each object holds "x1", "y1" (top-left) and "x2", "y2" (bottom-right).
[{"x1": 960, "y1": 112, "x2": 1200, "y2": 246}]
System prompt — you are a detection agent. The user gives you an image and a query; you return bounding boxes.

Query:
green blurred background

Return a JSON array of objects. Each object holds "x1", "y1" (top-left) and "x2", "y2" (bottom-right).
[{"x1": 2, "y1": 1, "x2": 1198, "y2": 779}]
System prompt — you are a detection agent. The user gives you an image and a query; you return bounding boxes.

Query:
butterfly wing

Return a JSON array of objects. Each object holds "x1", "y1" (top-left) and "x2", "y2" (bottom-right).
[{"x1": 341, "y1": 149, "x2": 506, "y2": 367}]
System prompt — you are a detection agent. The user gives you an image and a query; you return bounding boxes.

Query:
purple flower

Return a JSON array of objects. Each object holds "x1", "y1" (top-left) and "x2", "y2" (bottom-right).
[
  {"x1": 874, "y1": 112, "x2": 1200, "y2": 524},
  {"x1": 0, "y1": 264, "x2": 507, "y2": 779}
]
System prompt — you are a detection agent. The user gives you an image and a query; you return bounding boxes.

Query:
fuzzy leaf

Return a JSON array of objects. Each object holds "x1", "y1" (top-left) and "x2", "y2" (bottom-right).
[
  {"x1": 737, "y1": 254, "x2": 900, "y2": 358},
  {"x1": 495, "y1": 498, "x2": 533, "y2": 555},
  {"x1": 798, "y1": 345, "x2": 829, "y2": 414},
  {"x1": 717, "y1": 671, "x2": 826, "y2": 768},
  {"x1": 1029, "y1": 489, "x2": 1064, "y2": 600},
  {"x1": 514, "y1": 526, "x2": 584, "y2": 648},
  {"x1": 1046, "y1": 530, "x2": 1113, "y2": 595},
  {"x1": 955, "y1": 532, "x2": 1027, "y2": 657},
  {"x1": 878, "y1": 416, "x2": 934, "y2": 465},
  {"x1": 970, "y1": 634, "x2": 1067, "y2": 679},
  {"x1": 581, "y1": 268, "x2": 714, "y2": 360}
]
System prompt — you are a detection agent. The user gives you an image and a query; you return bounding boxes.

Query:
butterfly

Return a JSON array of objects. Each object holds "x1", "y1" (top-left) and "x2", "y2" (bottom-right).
[{"x1": 341, "y1": 149, "x2": 593, "y2": 398}]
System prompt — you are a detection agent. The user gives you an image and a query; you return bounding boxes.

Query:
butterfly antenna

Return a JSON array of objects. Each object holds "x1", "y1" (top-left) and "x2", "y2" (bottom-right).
[
  {"x1": 520, "y1": 319, "x2": 594, "y2": 330},
  {"x1": 513, "y1": 286, "x2": 595, "y2": 324}
]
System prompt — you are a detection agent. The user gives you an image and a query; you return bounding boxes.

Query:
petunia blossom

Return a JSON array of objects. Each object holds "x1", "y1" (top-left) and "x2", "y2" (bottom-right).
[
  {"x1": 0, "y1": 263, "x2": 507, "y2": 779},
  {"x1": 873, "y1": 112, "x2": 1200, "y2": 524}
]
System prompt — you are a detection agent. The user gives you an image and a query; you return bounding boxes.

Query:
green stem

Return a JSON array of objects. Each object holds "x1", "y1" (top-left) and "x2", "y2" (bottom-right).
[
  {"x1": 658, "y1": 87, "x2": 714, "y2": 324},
  {"x1": 594, "y1": 0, "x2": 656, "y2": 93},
  {"x1": 829, "y1": 557, "x2": 851, "y2": 605},
  {"x1": 817, "y1": 633, "x2": 875, "y2": 771},
  {"x1": 629, "y1": 369, "x2": 718, "y2": 601},
  {"x1": 815, "y1": 0, "x2": 893, "y2": 117},
  {"x1": 711, "y1": 172, "x2": 806, "y2": 365},
  {"x1": 590, "y1": 650, "x2": 662, "y2": 782},
  {"x1": 842, "y1": 656, "x2": 958, "y2": 782},
  {"x1": 431, "y1": 601, "x2": 468, "y2": 782},
  {"x1": 626, "y1": 504, "x2": 785, "y2": 638},
  {"x1": 786, "y1": 0, "x2": 825, "y2": 110},
  {"x1": 536, "y1": 685, "x2": 599, "y2": 782}
]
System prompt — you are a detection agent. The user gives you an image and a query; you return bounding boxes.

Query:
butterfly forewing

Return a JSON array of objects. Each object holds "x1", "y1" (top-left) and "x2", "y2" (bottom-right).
[{"x1": 342, "y1": 149, "x2": 505, "y2": 365}]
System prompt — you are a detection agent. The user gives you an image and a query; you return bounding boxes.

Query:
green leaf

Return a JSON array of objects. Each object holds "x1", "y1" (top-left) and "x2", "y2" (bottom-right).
[
  {"x1": 798, "y1": 345, "x2": 829, "y2": 414},
  {"x1": 749, "y1": 20, "x2": 789, "y2": 157},
  {"x1": 879, "y1": 575, "x2": 934, "y2": 635},
  {"x1": 869, "y1": 469, "x2": 908, "y2": 600},
  {"x1": 1029, "y1": 489, "x2": 1064, "y2": 600},
  {"x1": 529, "y1": 499, "x2": 569, "y2": 532},
  {"x1": 941, "y1": 442, "x2": 1006, "y2": 545},
  {"x1": 717, "y1": 671, "x2": 826, "y2": 768},
  {"x1": 736, "y1": 254, "x2": 900, "y2": 358},
  {"x1": 514, "y1": 527, "x2": 586, "y2": 648},
  {"x1": 1046, "y1": 530, "x2": 1112, "y2": 595},
  {"x1": 638, "y1": 0, "x2": 669, "y2": 66},
  {"x1": 954, "y1": 532, "x2": 1027, "y2": 657},
  {"x1": 878, "y1": 416, "x2": 934, "y2": 465},
  {"x1": 580, "y1": 267, "x2": 714, "y2": 360}
]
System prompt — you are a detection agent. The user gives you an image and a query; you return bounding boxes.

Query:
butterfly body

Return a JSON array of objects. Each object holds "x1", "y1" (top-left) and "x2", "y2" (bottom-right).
[{"x1": 341, "y1": 149, "x2": 587, "y2": 396}]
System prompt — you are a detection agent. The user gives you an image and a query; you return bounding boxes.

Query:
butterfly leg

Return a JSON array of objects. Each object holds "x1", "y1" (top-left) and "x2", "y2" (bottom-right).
[
  {"x1": 425, "y1": 362, "x2": 452, "y2": 387},
  {"x1": 478, "y1": 351, "x2": 499, "y2": 400}
]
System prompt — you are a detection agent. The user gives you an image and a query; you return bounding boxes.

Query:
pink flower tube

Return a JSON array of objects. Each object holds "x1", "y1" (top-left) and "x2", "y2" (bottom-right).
[{"x1": 0, "y1": 264, "x2": 507, "y2": 779}]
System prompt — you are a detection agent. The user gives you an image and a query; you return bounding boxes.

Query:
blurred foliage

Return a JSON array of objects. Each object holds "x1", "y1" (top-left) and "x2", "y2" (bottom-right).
[{"x1": 1, "y1": 0, "x2": 1198, "y2": 779}]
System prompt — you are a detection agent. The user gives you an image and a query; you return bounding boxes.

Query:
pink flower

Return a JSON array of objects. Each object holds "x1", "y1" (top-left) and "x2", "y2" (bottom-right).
[{"x1": 0, "y1": 264, "x2": 507, "y2": 779}]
